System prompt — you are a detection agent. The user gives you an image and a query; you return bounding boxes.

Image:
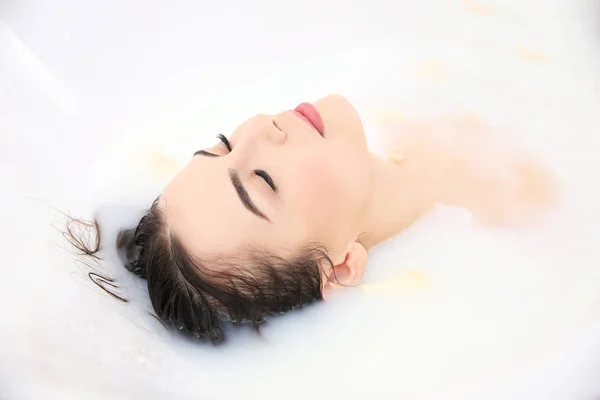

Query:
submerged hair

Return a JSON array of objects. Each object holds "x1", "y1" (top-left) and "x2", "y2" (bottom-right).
[
  {"x1": 65, "y1": 199, "x2": 329, "y2": 343},
  {"x1": 61, "y1": 216, "x2": 127, "y2": 302}
]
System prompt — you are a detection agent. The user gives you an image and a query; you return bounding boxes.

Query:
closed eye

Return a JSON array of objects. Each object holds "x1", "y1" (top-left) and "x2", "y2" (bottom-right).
[
  {"x1": 254, "y1": 169, "x2": 277, "y2": 192},
  {"x1": 217, "y1": 134, "x2": 232, "y2": 152},
  {"x1": 193, "y1": 134, "x2": 232, "y2": 157}
]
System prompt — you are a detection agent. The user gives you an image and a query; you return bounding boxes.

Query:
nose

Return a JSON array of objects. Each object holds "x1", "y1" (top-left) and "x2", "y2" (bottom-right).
[
  {"x1": 229, "y1": 114, "x2": 285, "y2": 168},
  {"x1": 248, "y1": 113, "x2": 286, "y2": 145}
]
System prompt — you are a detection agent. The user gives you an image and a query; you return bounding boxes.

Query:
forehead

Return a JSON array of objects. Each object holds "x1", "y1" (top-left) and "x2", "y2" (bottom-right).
[
  {"x1": 160, "y1": 158, "x2": 249, "y2": 256},
  {"x1": 160, "y1": 157, "x2": 300, "y2": 260}
]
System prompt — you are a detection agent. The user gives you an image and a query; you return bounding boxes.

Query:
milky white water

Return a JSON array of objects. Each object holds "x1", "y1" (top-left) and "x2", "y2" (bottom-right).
[{"x1": 2, "y1": 0, "x2": 600, "y2": 399}]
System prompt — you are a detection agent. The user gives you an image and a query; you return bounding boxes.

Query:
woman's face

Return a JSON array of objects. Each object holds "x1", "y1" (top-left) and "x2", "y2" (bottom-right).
[{"x1": 161, "y1": 95, "x2": 371, "y2": 267}]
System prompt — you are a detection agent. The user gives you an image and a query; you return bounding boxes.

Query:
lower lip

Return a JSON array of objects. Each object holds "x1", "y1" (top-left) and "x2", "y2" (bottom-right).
[{"x1": 294, "y1": 103, "x2": 325, "y2": 137}]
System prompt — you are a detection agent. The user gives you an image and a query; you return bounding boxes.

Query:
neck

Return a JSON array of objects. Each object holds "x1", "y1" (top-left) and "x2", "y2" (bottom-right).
[{"x1": 359, "y1": 154, "x2": 433, "y2": 249}]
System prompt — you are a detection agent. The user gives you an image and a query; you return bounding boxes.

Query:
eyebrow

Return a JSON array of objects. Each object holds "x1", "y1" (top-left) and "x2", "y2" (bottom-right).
[{"x1": 228, "y1": 168, "x2": 270, "y2": 222}]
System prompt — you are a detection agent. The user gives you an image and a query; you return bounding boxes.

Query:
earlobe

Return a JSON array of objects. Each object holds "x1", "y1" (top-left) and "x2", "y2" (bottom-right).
[{"x1": 323, "y1": 241, "x2": 368, "y2": 298}]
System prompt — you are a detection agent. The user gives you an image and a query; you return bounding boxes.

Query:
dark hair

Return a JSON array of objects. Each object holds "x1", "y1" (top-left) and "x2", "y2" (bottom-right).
[{"x1": 67, "y1": 198, "x2": 330, "y2": 343}]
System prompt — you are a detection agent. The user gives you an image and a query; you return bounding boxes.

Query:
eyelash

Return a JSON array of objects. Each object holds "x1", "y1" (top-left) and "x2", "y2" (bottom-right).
[
  {"x1": 217, "y1": 134, "x2": 232, "y2": 151},
  {"x1": 254, "y1": 169, "x2": 277, "y2": 192},
  {"x1": 215, "y1": 134, "x2": 277, "y2": 193}
]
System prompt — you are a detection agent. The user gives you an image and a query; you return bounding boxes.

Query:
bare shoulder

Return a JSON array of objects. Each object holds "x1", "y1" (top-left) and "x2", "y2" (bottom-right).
[{"x1": 381, "y1": 114, "x2": 559, "y2": 226}]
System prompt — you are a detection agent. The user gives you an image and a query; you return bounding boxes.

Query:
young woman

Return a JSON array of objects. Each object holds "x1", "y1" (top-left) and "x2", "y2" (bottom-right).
[{"x1": 73, "y1": 94, "x2": 555, "y2": 343}]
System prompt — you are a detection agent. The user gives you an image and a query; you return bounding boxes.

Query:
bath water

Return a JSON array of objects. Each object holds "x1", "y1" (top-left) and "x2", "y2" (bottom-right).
[{"x1": 2, "y1": 0, "x2": 600, "y2": 399}]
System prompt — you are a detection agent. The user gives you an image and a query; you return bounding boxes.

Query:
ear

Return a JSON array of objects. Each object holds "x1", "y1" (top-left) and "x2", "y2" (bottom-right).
[{"x1": 323, "y1": 241, "x2": 368, "y2": 299}]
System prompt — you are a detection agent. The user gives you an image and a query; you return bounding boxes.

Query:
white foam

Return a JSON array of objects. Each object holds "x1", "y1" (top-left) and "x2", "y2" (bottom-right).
[{"x1": 2, "y1": 0, "x2": 600, "y2": 398}]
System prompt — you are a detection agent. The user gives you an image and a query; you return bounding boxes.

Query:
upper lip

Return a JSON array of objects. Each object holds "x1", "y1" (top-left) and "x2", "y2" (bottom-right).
[{"x1": 293, "y1": 103, "x2": 325, "y2": 137}]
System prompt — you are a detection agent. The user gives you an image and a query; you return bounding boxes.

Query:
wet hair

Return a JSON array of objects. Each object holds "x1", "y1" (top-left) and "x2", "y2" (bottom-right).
[{"x1": 67, "y1": 198, "x2": 330, "y2": 343}]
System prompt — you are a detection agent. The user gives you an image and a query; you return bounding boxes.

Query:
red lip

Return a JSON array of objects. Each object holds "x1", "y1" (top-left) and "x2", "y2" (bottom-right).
[{"x1": 293, "y1": 102, "x2": 325, "y2": 137}]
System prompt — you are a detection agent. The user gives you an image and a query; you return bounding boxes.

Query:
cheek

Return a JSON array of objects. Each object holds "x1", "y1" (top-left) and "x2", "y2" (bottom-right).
[
  {"x1": 288, "y1": 159, "x2": 349, "y2": 239},
  {"x1": 295, "y1": 160, "x2": 341, "y2": 206}
]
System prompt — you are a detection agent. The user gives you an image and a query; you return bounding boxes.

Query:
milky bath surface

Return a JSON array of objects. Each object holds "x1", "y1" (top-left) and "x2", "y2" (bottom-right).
[{"x1": 2, "y1": 1, "x2": 600, "y2": 399}]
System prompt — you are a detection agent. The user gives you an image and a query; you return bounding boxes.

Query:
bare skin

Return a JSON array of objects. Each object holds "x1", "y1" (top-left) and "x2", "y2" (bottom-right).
[
  {"x1": 161, "y1": 96, "x2": 557, "y2": 295},
  {"x1": 363, "y1": 115, "x2": 557, "y2": 249}
]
